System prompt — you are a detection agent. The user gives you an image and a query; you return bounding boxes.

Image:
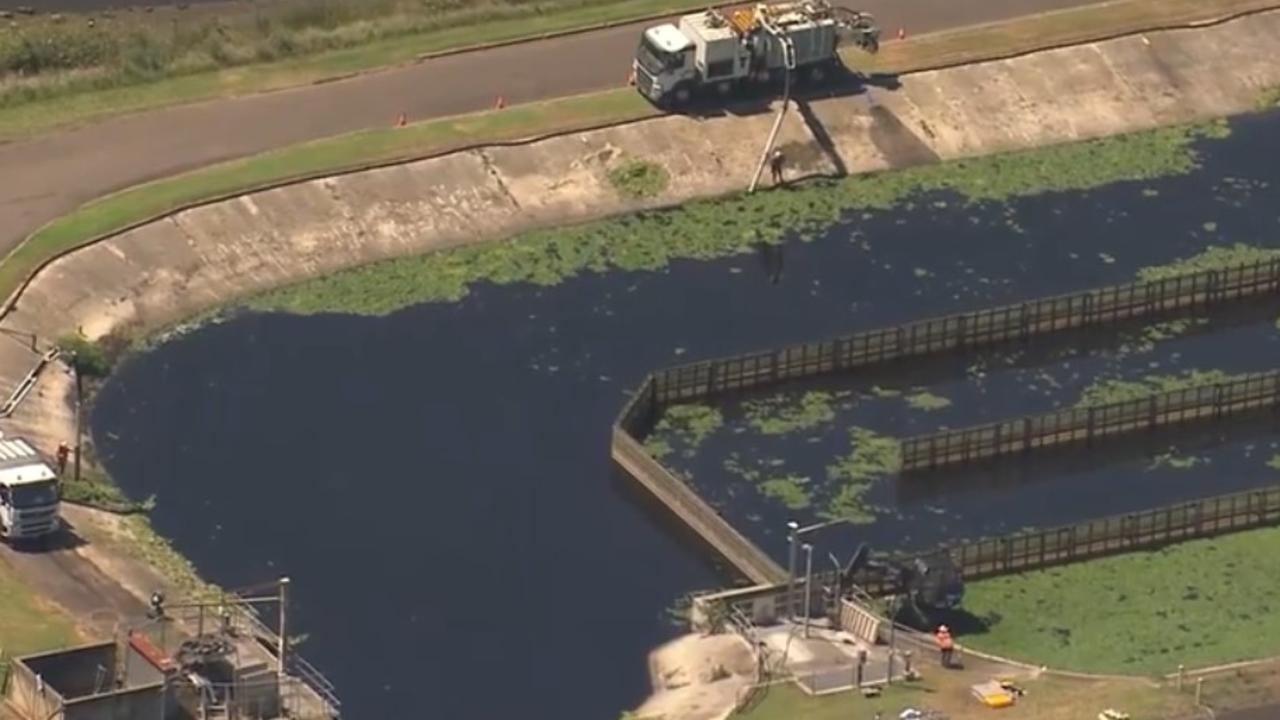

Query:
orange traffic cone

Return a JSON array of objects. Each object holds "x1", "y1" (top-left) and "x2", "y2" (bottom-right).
[
  {"x1": 897, "y1": 27, "x2": 906, "y2": 40},
  {"x1": 494, "y1": 95, "x2": 505, "y2": 110},
  {"x1": 395, "y1": 112, "x2": 407, "y2": 128}
]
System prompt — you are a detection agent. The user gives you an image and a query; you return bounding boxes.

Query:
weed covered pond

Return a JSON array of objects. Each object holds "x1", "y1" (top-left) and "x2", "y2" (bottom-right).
[{"x1": 92, "y1": 110, "x2": 1280, "y2": 719}]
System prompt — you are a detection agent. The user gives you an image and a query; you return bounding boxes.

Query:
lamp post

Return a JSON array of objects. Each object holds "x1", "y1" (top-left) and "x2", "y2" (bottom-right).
[
  {"x1": 802, "y1": 543, "x2": 814, "y2": 638},
  {"x1": 69, "y1": 351, "x2": 82, "y2": 483},
  {"x1": 786, "y1": 520, "x2": 799, "y2": 619}
]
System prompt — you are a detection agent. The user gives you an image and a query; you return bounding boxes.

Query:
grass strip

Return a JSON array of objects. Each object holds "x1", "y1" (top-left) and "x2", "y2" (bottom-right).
[
  {"x1": 0, "y1": 88, "x2": 654, "y2": 305},
  {"x1": 958, "y1": 526, "x2": 1280, "y2": 674},
  {"x1": 0, "y1": 0, "x2": 698, "y2": 139},
  {"x1": 0, "y1": 558, "x2": 80, "y2": 684},
  {"x1": 843, "y1": 0, "x2": 1280, "y2": 75}
]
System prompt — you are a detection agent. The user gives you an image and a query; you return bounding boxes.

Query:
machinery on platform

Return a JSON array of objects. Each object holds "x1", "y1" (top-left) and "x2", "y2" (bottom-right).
[
  {"x1": 0, "y1": 436, "x2": 61, "y2": 542},
  {"x1": 840, "y1": 543, "x2": 965, "y2": 622},
  {"x1": 632, "y1": 0, "x2": 880, "y2": 107}
]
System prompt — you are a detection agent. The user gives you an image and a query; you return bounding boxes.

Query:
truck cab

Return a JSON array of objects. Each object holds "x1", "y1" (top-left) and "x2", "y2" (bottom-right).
[
  {"x1": 0, "y1": 437, "x2": 61, "y2": 542},
  {"x1": 634, "y1": 23, "x2": 696, "y2": 105}
]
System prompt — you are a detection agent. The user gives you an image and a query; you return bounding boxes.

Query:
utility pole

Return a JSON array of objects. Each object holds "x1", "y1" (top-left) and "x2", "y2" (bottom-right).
[
  {"x1": 886, "y1": 595, "x2": 899, "y2": 685},
  {"x1": 277, "y1": 577, "x2": 290, "y2": 683},
  {"x1": 71, "y1": 352, "x2": 82, "y2": 483},
  {"x1": 786, "y1": 521, "x2": 799, "y2": 620},
  {"x1": 802, "y1": 543, "x2": 814, "y2": 638}
]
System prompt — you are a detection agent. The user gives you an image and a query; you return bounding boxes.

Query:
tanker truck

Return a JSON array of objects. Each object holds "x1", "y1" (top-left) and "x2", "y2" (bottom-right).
[{"x1": 632, "y1": 0, "x2": 879, "y2": 108}]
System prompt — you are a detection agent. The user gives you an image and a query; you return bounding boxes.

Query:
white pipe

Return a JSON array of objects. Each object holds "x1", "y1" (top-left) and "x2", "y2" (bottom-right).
[{"x1": 748, "y1": 67, "x2": 792, "y2": 193}]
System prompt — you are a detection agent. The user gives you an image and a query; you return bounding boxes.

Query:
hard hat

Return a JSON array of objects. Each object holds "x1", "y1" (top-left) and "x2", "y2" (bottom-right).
[{"x1": 937, "y1": 625, "x2": 949, "y2": 633}]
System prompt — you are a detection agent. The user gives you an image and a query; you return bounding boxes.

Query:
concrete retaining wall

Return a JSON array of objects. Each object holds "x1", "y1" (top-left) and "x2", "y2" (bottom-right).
[{"x1": 3, "y1": 10, "x2": 1280, "y2": 451}]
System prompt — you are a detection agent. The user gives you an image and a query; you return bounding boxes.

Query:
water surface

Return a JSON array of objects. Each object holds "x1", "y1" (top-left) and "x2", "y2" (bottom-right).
[{"x1": 93, "y1": 110, "x2": 1280, "y2": 719}]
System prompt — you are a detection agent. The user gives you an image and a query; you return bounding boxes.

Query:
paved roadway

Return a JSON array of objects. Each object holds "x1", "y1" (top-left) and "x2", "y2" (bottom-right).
[{"x1": 0, "y1": 0, "x2": 1098, "y2": 259}]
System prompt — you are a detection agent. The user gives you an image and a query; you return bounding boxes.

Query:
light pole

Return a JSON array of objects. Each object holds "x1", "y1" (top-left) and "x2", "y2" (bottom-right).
[
  {"x1": 886, "y1": 594, "x2": 900, "y2": 685},
  {"x1": 786, "y1": 520, "x2": 799, "y2": 619},
  {"x1": 802, "y1": 543, "x2": 814, "y2": 638},
  {"x1": 69, "y1": 351, "x2": 82, "y2": 483}
]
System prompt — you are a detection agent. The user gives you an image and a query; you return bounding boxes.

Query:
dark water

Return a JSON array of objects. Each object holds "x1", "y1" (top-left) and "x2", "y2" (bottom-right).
[{"x1": 92, "y1": 110, "x2": 1280, "y2": 719}]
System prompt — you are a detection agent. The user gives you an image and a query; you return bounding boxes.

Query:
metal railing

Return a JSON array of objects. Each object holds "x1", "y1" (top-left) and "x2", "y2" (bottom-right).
[{"x1": 901, "y1": 370, "x2": 1280, "y2": 471}]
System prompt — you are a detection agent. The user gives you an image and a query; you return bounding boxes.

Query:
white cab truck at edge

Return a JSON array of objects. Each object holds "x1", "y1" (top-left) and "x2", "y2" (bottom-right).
[{"x1": 0, "y1": 437, "x2": 62, "y2": 542}]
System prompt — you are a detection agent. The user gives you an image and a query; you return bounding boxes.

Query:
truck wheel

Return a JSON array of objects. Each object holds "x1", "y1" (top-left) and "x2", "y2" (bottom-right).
[
  {"x1": 807, "y1": 64, "x2": 827, "y2": 85},
  {"x1": 673, "y1": 83, "x2": 693, "y2": 106},
  {"x1": 715, "y1": 80, "x2": 734, "y2": 97}
]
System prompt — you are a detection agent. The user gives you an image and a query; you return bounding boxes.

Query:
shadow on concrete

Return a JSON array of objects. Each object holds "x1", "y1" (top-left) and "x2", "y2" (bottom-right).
[
  {"x1": 669, "y1": 64, "x2": 901, "y2": 120},
  {"x1": 7, "y1": 523, "x2": 88, "y2": 553}
]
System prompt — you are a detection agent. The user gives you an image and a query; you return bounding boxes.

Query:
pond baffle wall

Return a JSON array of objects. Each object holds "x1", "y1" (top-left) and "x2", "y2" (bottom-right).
[{"x1": 612, "y1": 258, "x2": 1280, "y2": 584}]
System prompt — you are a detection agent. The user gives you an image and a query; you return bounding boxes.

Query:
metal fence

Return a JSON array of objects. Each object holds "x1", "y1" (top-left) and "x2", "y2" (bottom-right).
[
  {"x1": 697, "y1": 485, "x2": 1280, "y2": 625},
  {"x1": 900, "y1": 370, "x2": 1280, "y2": 471},
  {"x1": 949, "y1": 485, "x2": 1280, "y2": 580},
  {"x1": 613, "y1": 259, "x2": 1280, "y2": 583},
  {"x1": 637, "y1": 258, "x2": 1280, "y2": 412}
]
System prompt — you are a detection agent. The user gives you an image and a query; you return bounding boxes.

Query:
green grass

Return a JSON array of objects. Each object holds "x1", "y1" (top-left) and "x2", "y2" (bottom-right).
[
  {"x1": 0, "y1": 87, "x2": 652, "y2": 304},
  {"x1": 607, "y1": 159, "x2": 670, "y2": 199},
  {"x1": 250, "y1": 119, "x2": 1231, "y2": 316},
  {"x1": 0, "y1": 558, "x2": 79, "y2": 663},
  {"x1": 0, "y1": 0, "x2": 696, "y2": 138},
  {"x1": 959, "y1": 526, "x2": 1280, "y2": 674}
]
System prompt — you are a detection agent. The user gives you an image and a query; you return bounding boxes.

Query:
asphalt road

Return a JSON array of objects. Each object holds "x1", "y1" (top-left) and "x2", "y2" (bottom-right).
[{"x1": 0, "y1": 0, "x2": 1099, "y2": 260}]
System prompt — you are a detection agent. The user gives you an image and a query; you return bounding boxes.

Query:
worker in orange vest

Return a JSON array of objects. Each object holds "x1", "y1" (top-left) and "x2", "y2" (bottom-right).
[{"x1": 935, "y1": 624, "x2": 955, "y2": 668}]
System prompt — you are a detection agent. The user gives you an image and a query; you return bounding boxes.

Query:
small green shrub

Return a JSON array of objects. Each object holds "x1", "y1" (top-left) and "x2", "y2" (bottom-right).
[
  {"x1": 60, "y1": 465, "x2": 154, "y2": 514},
  {"x1": 607, "y1": 160, "x2": 670, "y2": 199},
  {"x1": 57, "y1": 335, "x2": 113, "y2": 377}
]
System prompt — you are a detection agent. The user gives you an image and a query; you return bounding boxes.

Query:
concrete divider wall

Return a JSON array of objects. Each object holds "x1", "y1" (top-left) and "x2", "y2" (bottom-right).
[{"x1": 4, "y1": 10, "x2": 1280, "y2": 454}]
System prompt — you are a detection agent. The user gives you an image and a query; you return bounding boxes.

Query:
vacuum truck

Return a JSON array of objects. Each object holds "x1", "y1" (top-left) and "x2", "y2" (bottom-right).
[{"x1": 632, "y1": 0, "x2": 880, "y2": 107}]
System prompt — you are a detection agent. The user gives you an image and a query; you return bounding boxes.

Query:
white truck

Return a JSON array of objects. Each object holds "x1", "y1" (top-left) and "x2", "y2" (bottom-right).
[
  {"x1": 633, "y1": 0, "x2": 879, "y2": 107},
  {"x1": 0, "y1": 436, "x2": 61, "y2": 542}
]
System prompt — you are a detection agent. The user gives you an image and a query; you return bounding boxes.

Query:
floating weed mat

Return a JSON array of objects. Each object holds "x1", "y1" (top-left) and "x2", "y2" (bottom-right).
[{"x1": 250, "y1": 121, "x2": 1231, "y2": 316}]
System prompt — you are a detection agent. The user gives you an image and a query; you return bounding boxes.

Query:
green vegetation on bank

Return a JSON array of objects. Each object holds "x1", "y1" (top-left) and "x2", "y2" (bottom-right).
[
  {"x1": 959, "y1": 526, "x2": 1280, "y2": 674},
  {"x1": 0, "y1": 0, "x2": 694, "y2": 135},
  {"x1": 252, "y1": 120, "x2": 1232, "y2": 316},
  {"x1": 607, "y1": 160, "x2": 670, "y2": 199}
]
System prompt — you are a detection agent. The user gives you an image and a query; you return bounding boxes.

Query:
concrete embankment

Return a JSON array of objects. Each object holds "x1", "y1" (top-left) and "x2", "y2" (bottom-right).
[{"x1": 3, "y1": 9, "x2": 1280, "y2": 452}]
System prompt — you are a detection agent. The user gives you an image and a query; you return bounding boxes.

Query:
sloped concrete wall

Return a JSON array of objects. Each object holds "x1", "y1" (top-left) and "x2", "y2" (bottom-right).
[{"x1": 3, "y1": 10, "x2": 1280, "y2": 450}]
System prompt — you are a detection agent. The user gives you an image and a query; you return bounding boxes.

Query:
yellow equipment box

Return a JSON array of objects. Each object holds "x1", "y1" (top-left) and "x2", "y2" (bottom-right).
[{"x1": 971, "y1": 681, "x2": 1016, "y2": 708}]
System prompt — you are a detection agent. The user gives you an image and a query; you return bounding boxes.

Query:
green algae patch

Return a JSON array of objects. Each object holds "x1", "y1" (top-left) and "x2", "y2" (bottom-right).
[
  {"x1": 960, "y1": 526, "x2": 1280, "y2": 674},
  {"x1": 759, "y1": 475, "x2": 813, "y2": 510},
  {"x1": 724, "y1": 455, "x2": 814, "y2": 510},
  {"x1": 608, "y1": 160, "x2": 669, "y2": 199},
  {"x1": 905, "y1": 390, "x2": 951, "y2": 411},
  {"x1": 644, "y1": 403, "x2": 723, "y2": 459},
  {"x1": 1147, "y1": 449, "x2": 1207, "y2": 471},
  {"x1": 250, "y1": 120, "x2": 1232, "y2": 316},
  {"x1": 822, "y1": 427, "x2": 901, "y2": 524},
  {"x1": 1076, "y1": 369, "x2": 1242, "y2": 407},
  {"x1": 743, "y1": 391, "x2": 846, "y2": 435},
  {"x1": 1135, "y1": 243, "x2": 1280, "y2": 283}
]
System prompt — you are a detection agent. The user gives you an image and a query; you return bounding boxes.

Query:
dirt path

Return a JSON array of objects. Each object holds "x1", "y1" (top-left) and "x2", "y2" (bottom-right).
[{"x1": 0, "y1": 0, "x2": 1098, "y2": 261}]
